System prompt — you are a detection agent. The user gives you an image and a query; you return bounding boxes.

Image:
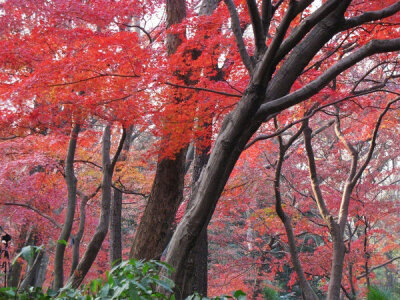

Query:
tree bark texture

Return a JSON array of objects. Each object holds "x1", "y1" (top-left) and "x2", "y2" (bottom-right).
[
  {"x1": 176, "y1": 0, "x2": 219, "y2": 297},
  {"x1": 53, "y1": 124, "x2": 80, "y2": 290},
  {"x1": 67, "y1": 125, "x2": 126, "y2": 288},
  {"x1": 70, "y1": 196, "x2": 88, "y2": 276},
  {"x1": 178, "y1": 142, "x2": 211, "y2": 299},
  {"x1": 129, "y1": 0, "x2": 187, "y2": 260},
  {"x1": 110, "y1": 126, "x2": 133, "y2": 265},
  {"x1": 164, "y1": 1, "x2": 394, "y2": 294}
]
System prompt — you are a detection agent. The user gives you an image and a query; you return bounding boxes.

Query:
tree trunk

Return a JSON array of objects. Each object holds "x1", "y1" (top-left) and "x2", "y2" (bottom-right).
[
  {"x1": 164, "y1": 1, "x2": 351, "y2": 285},
  {"x1": 274, "y1": 129, "x2": 319, "y2": 300},
  {"x1": 67, "y1": 125, "x2": 125, "y2": 288},
  {"x1": 327, "y1": 233, "x2": 346, "y2": 300},
  {"x1": 129, "y1": 0, "x2": 187, "y2": 260},
  {"x1": 19, "y1": 247, "x2": 45, "y2": 290},
  {"x1": 110, "y1": 188, "x2": 123, "y2": 265},
  {"x1": 33, "y1": 251, "x2": 48, "y2": 287},
  {"x1": 7, "y1": 225, "x2": 29, "y2": 287},
  {"x1": 53, "y1": 123, "x2": 80, "y2": 290},
  {"x1": 178, "y1": 142, "x2": 210, "y2": 299},
  {"x1": 110, "y1": 126, "x2": 133, "y2": 265},
  {"x1": 70, "y1": 196, "x2": 88, "y2": 276}
]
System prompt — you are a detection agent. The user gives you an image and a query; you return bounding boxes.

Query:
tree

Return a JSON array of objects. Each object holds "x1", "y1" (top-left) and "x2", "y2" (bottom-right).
[
  {"x1": 1, "y1": 0, "x2": 400, "y2": 298},
  {"x1": 163, "y1": 1, "x2": 400, "y2": 299}
]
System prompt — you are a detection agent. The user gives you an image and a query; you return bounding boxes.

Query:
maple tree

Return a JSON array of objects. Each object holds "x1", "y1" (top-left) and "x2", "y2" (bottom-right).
[{"x1": 0, "y1": 0, "x2": 400, "y2": 299}]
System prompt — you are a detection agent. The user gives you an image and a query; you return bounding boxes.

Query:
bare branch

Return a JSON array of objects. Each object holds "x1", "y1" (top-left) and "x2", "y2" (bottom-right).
[
  {"x1": 223, "y1": 0, "x2": 254, "y2": 73},
  {"x1": 303, "y1": 121, "x2": 331, "y2": 222},
  {"x1": 118, "y1": 23, "x2": 153, "y2": 43},
  {"x1": 3, "y1": 202, "x2": 61, "y2": 229},
  {"x1": 49, "y1": 73, "x2": 139, "y2": 87},
  {"x1": 164, "y1": 81, "x2": 242, "y2": 97},
  {"x1": 253, "y1": 0, "x2": 309, "y2": 85},
  {"x1": 274, "y1": 0, "x2": 342, "y2": 64},
  {"x1": 111, "y1": 127, "x2": 127, "y2": 172},
  {"x1": 356, "y1": 256, "x2": 400, "y2": 280},
  {"x1": 74, "y1": 160, "x2": 102, "y2": 170},
  {"x1": 352, "y1": 97, "x2": 400, "y2": 185},
  {"x1": 247, "y1": 0, "x2": 265, "y2": 53},
  {"x1": 256, "y1": 38, "x2": 400, "y2": 120},
  {"x1": 111, "y1": 184, "x2": 148, "y2": 198},
  {"x1": 261, "y1": 0, "x2": 273, "y2": 35},
  {"x1": 344, "y1": 2, "x2": 400, "y2": 29}
]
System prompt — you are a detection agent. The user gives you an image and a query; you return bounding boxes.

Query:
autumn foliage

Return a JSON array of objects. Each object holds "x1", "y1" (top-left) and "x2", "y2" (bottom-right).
[{"x1": 1, "y1": 0, "x2": 400, "y2": 299}]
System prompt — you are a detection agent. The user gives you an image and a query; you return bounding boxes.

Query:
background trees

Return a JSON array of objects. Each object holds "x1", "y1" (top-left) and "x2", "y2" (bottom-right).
[{"x1": 0, "y1": 0, "x2": 400, "y2": 299}]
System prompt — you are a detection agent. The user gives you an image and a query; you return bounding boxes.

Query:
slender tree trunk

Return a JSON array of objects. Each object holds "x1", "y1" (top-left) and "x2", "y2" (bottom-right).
[
  {"x1": 70, "y1": 196, "x2": 88, "y2": 276},
  {"x1": 110, "y1": 126, "x2": 133, "y2": 265},
  {"x1": 363, "y1": 220, "x2": 370, "y2": 288},
  {"x1": 67, "y1": 125, "x2": 126, "y2": 288},
  {"x1": 53, "y1": 124, "x2": 80, "y2": 290},
  {"x1": 252, "y1": 251, "x2": 268, "y2": 299},
  {"x1": 274, "y1": 126, "x2": 319, "y2": 300},
  {"x1": 129, "y1": 0, "x2": 187, "y2": 260},
  {"x1": 110, "y1": 189, "x2": 123, "y2": 264}
]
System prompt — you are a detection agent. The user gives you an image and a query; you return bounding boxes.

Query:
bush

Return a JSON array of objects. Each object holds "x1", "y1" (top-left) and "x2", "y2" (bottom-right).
[
  {"x1": 367, "y1": 286, "x2": 395, "y2": 300},
  {"x1": 262, "y1": 287, "x2": 279, "y2": 300},
  {"x1": 0, "y1": 259, "x2": 246, "y2": 299}
]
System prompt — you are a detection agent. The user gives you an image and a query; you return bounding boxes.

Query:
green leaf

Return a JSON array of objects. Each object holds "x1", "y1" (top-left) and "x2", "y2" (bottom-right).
[
  {"x1": 58, "y1": 239, "x2": 68, "y2": 246},
  {"x1": 12, "y1": 245, "x2": 42, "y2": 265}
]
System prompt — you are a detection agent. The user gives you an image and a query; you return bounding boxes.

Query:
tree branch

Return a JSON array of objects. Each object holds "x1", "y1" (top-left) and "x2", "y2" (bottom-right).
[
  {"x1": 356, "y1": 256, "x2": 400, "y2": 280},
  {"x1": 352, "y1": 97, "x2": 400, "y2": 185},
  {"x1": 223, "y1": 0, "x2": 254, "y2": 73},
  {"x1": 344, "y1": 2, "x2": 400, "y2": 29},
  {"x1": 246, "y1": 0, "x2": 265, "y2": 53},
  {"x1": 256, "y1": 38, "x2": 400, "y2": 120},
  {"x1": 3, "y1": 202, "x2": 61, "y2": 229},
  {"x1": 274, "y1": 0, "x2": 342, "y2": 64},
  {"x1": 253, "y1": 0, "x2": 309, "y2": 85},
  {"x1": 303, "y1": 121, "x2": 331, "y2": 223},
  {"x1": 164, "y1": 81, "x2": 242, "y2": 97},
  {"x1": 49, "y1": 73, "x2": 139, "y2": 87},
  {"x1": 111, "y1": 184, "x2": 148, "y2": 198},
  {"x1": 110, "y1": 127, "x2": 127, "y2": 172},
  {"x1": 261, "y1": 0, "x2": 273, "y2": 36}
]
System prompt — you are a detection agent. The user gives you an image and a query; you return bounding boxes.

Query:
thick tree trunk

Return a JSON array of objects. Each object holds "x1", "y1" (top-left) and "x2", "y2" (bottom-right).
[
  {"x1": 53, "y1": 124, "x2": 80, "y2": 290},
  {"x1": 327, "y1": 234, "x2": 346, "y2": 300},
  {"x1": 129, "y1": 0, "x2": 187, "y2": 260},
  {"x1": 129, "y1": 147, "x2": 187, "y2": 260},
  {"x1": 164, "y1": 1, "x2": 350, "y2": 285},
  {"x1": 178, "y1": 143, "x2": 210, "y2": 299}
]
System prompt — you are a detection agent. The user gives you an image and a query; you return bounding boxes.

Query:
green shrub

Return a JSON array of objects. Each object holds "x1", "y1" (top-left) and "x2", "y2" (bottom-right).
[
  {"x1": 367, "y1": 286, "x2": 394, "y2": 300},
  {"x1": 0, "y1": 259, "x2": 246, "y2": 299},
  {"x1": 262, "y1": 287, "x2": 279, "y2": 300}
]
